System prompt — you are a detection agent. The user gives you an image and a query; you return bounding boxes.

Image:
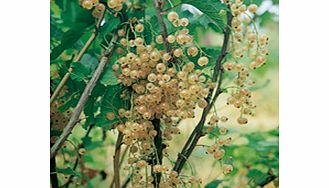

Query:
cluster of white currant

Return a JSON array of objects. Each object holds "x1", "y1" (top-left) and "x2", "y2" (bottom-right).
[
  {"x1": 110, "y1": 12, "x2": 213, "y2": 187},
  {"x1": 80, "y1": 0, "x2": 127, "y2": 17},
  {"x1": 221, "y1": 0, "x2": 269, "y2": 125},
  {"x1": 124, "y1": 160, "x2": 203, "y2": 188}
]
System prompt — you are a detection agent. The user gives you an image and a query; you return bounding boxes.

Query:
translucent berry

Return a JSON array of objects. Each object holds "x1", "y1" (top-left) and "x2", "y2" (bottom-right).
[
  {"x1": 156, "y1": 35, "x2": 164, "y2": 44},
  {"x1": 179, "y1": 18, "x2": 189, "y2": 27},
  {"x1": 106, "y1": 112, "x2": 115, "y2": 120},
  {"x1": 167, "y1": 35, "x2": 176, "y2": 43},
  {"x1": 135, "y1": 23, "x2": 144, "y2": 33},
  {"x1": 237, "y1": 117, "x2": 248, "y2": 125},
  {"x1": 248, "y1": 4, "x2": 258, "y2": 14},
  {"x1": 168, "y1": 11, "x2": 179, "y2": 22},
  {"x1": 197, "y1": 56, "x2": 209, "y2": 66},
  {"x1": 187, "y1": 46, "x2": 198, "y2": 57}
]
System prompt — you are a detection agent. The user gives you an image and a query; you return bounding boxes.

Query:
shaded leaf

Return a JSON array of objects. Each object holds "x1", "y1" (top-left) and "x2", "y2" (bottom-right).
[
  {"x1": 70, "y1": 62, "x2": 90, "y2": 81},
  {"x1": 94, "y1": 84, "x2": 129, "y2": 128},
  {"x1": 56, "y1": 167, "x2": 76, "y2": 175},
  {"x1": 205, "y1": 179, "x2": 223, "y2": 188},
  {"x1": 182, "y1": 0, "x2": 227, "y2": 31},
  {"x1": 100, "y1": 65, "x2": 119, "y2": 86},
  {"x1": 50, "y1": 23, "x2": 87, "y2": 60}
]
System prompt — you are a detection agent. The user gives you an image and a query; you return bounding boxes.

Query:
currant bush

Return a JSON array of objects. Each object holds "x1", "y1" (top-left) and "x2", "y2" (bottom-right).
[{"x1": 51, "y1": 0, "x2": 270, "y2": 187}]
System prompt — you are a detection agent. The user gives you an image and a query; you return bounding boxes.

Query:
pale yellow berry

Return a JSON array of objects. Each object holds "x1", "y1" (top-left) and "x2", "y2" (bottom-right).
[
  {"x1": 135, "y1": 23, "x2": 144, "y2": 33},
  {"x1": 147, "y1": 73, "x2": 157, "y2": 82},
  {"x1": 150, "y1": 51, "x2": 161, "y2": 61},
  {"x1": 156, "y1": 63, "x2": 166, "y2": 73},
  {"x1": 134, "y1": 37, "x2": 144, "y2": 46},
  {"x1": 187, "y1": 46, "x2": 198, "y2": 57},
  {"x1": 237, "y1": 117, "x2": 248, "y2": 125},
  {"x1": 248, "y1": 4, "x2": 258, "y2": 14},
  {"x1": 136, "y1": 160, "x2": 146, "y2": 168},
  {"x1": 156, "y1": 35, "x2": 164, "y2": 44},
  {"x1": 223, "y1": 164, "x2": 233, "y2": 174},
  {"x1": 220, "y1": 116, "x2": 228, "y2": 122},
  {"x1": 197, "y1": 56, "x2": 209, "y2": 66},
  {"x1": 112, "y1": 64, "x2": 119, "y2": 71},
  {"x1": 173, "y1": 48, "x2": 183, "y2": 57},
  {"x1": 95, "y1": 3, "x2": 105, "y2": 12},
  {"x1": 214, "y1": 149, "x2": 225, "y2": 160},
  {"x1": 219, "y1": 127, "x2": 228, "y2": 135},
  {"x1": 167, "y1": 12, "x2": 179, "y2": 22},
  {"x1": 78, "y1": 148, "x2": 86, "y2": 155},
  {"x1": 120, "y1": 38, "x2": 127, "y2": 46},
  {"x1": 162, "y1": 53, "x2": 171, "y2": 61},
  {"x1": 179, "y1": 18, "x2": 189, "y2": 27},
  {"x1": 198, "y1": 99, "x2": 208, "y2": 108},
  {"x1": 167, "y1": 35, "x2": 176, "y2": 43},
  {"x1": 106, "y1": 112, "x2": 115, "y2": 120},
  {"x1": 82, "y1": 0, "x2": 93, "y2": 10},
  {"x1": 117, "y1": 29, "x2": 126, "y2": 37},
  {"x1": 107, "y1": 0, "x2": 116, "y2": 8}
]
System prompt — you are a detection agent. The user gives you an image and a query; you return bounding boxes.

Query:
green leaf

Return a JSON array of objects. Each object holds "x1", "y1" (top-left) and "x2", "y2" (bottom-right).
[
  {"x1": 58, "y1": 96, "x2": 79, "y2": 112},
  {"x1": 50, "y1": 23, "x2": 86, "y2": 60},
  {"x1": 56, "y1": 0, "x2": 94, "y2": 26},
  {"x1": 243, "y1": 0, "x2": 263, "y2": 6},
  {"x1": 51, "y1": 130, "x2": 62, "y2": 137},
  {"x1": 208, "y1": 126, "x2": 219, "y2": 139},
  {"x1": 50, "y1": 3, "x2": 95, "y2": 60},
  {"x1": 94, "y1": 84, "x2": 130, "y2": 128},
  {"x1": 82, "y1": 136, "x2": 104, "y2": 150},
  {"x1": 247, "y1": 169, "x2": 272, "y2": 186},
  {"x1": 182, "y1": 0, "x2": 227, "y2": 32},
  {"x1": 100, "y1": 65, "x2": 119, "y2": 86},
  {"x1": 56, "y1": 167, "x2": 76, "y2": 175},
  {"x1": 99, "y1": 14, "x2": 121, "y2": 35},
  {"x1": 80, "y1": 54, "x2": 99, "y2": 72},
  {"x1": 70, "y1": 62, "x2": 90, "y2": 81},
  {"x1": 205, "y1": 179, "x2": 223, "y2": 188}
]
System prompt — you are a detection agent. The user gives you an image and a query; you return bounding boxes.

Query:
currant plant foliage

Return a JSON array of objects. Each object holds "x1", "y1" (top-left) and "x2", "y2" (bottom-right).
[{"x1": 50, "y1": 0, "x2": 270, "y2": 187}]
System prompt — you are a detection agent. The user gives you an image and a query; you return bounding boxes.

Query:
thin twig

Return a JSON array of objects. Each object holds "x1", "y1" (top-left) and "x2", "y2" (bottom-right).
[
  {"x1": 152, "y1": 0, "x2": 171, "y2": 51},
  {"x1": 50, "y1": 34, "x2": 118, "y2": 159},
  {"x1": 162, "y1": 3, "x2": 181, "y2": 13},
  {"x1": 120, "y1": 176, "x2": 131, "y2": 188},
  {"x1": 173, "y1": 8, "x2": 233, "y2": 174},
  {"x1": 50, "y1": 156, "x2": 59, "y2": 188},
  {"x1": 152, "y1": 118, "x2": 162, "y2": 187},
  {"x1": 151, "y1": 0, "x2": 170, "y2": 186},
  {"x1": 112, "y1": 133, "x2": 123, "y2": 188},
  {"x1": 110, "y1": 144, "x2": 128, "y2": 188},
  {"x1": 50, "y1": 11, "x2": 105, "y2": 104}
]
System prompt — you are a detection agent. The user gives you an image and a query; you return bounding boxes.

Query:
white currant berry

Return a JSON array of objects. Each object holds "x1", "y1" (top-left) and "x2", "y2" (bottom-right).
[
  {"x1": 156, "y1": 35, "x2": 164, "y2": 44},
  {"x1": 197, "y1": 56, "x2": 209, "y2": 66},
  {"x1": 179, "y1": 18, "x2": 189, "y2": 27},
  {"x1": 173, "y1": 48, "x2": 183, "y2": 57},
  {"x1": 167, "y1": 35, "x2": 176, "y2": 43},
  {"x1": 237, "y1": 117, "x2": 248, "y2": 125},
  {"x1": 187, "y1": 46, "x2": 198, "y2": 57},
  {"x1": 135, "y1": 23, "x2": 144, "y2": 33},
  {"x1": 248, "y1": 4, "x2": 258, "y2": 14},
  {"x1": 106, "y1": 112, "x2": 115, "y2": 120},
  {"x1": 167, "y1": 11, "x2": 179, "y2": 22},
  {"x1": 82, "y1": 0, "x2": 93, "y2": 10}
]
